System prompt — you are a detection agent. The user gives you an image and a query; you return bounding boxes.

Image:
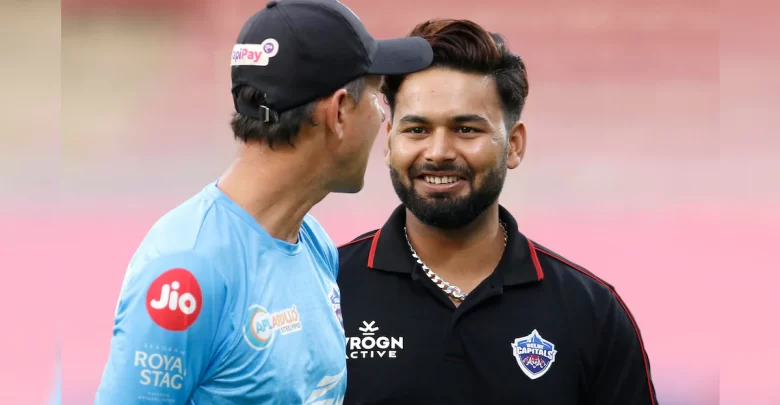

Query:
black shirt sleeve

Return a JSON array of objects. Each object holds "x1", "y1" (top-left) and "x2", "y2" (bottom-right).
[{"x1": 589, "y1": 290, "x2": 659, "y2": 404}]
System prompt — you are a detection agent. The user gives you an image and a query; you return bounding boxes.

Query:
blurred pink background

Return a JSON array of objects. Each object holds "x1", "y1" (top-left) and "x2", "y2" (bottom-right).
[{"x1": 2, "y1": 0, "x2": 778, "y2": 403}]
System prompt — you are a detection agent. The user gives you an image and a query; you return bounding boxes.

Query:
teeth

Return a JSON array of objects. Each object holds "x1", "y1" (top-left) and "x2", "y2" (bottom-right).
[{"x1": 424, "y1": 176, "x2": 458, "y2": 184}]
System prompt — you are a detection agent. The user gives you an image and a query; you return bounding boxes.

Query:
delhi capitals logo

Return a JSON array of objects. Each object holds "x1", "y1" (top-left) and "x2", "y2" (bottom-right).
[
  {"x1": 511, "y1": 329, "x2": 557, "y2": 380},
  {"x1": 329, "y1": 285, "x2": 344, "y2": 333}
]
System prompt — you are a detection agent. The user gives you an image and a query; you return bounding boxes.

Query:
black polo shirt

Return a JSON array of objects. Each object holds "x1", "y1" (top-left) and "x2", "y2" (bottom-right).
[{"x1": 337, "y1": 205, "x2": 658, "y2": 405}]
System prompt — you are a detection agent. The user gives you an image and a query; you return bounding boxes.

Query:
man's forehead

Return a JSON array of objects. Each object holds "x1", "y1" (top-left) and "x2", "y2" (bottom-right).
[{"x1": 394, "y1": 68, "x2": 501, "y2": 120}]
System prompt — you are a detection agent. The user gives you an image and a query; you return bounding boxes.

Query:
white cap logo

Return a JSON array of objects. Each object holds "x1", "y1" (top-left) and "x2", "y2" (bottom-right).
[{"x1": 231, "y1": 38, "x2": 279, "y2": 66}]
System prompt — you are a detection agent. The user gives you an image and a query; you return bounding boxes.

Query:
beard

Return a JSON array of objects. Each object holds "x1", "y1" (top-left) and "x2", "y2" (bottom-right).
[{"x1": 390, "y1": 158, "x2": 507, "y2": 229}]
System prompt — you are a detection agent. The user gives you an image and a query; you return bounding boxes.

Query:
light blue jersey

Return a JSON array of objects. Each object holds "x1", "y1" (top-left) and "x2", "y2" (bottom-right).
[{"x1": 95, "y1": 182, "x2": 346, "y2": 404}]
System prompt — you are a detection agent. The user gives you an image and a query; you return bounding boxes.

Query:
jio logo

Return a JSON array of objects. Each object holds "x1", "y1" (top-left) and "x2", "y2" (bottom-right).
[
  {"x1": 145, "y1": 268, "x2": 202, "y2": 331},
  {"x1": 243, "y1": 305, "x2": 275, "y2": 350}
]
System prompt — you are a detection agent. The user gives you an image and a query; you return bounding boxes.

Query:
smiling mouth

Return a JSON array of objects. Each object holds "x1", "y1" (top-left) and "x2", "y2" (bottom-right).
[{"x1": 420, "y1": 175, "x2": 464, "y2": 185}]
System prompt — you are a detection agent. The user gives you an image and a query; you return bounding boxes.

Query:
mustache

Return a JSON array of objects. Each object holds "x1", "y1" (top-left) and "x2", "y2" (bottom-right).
[{"x1": 408, "y1": 163, "x2": 472, "y2": 180}]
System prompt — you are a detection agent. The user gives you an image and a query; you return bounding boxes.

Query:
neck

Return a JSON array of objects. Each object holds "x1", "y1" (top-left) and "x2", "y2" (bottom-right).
[
  {"x1": 217, "y1": 143, "x2": 327, "y2": 244},
  {"x1": 404, "y1": 204, "x2": 504, "y2": 275}
]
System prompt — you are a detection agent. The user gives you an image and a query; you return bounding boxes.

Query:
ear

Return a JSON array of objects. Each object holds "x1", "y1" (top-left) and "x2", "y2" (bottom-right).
[
  {"x1": 323, "y1": 88, "x2": 351, "y2": 142},
  {"x1": 384, "y1": 121, "x2": 393, "y2": 167},
  {"x1": 506, "y1": 121, "x2": 526, "y2": 169}
]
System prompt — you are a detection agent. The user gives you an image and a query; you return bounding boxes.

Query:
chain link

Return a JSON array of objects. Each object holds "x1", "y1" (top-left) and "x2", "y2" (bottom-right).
[{"x1": 404, "y1": 222, "x2": 507, "y2": 301}]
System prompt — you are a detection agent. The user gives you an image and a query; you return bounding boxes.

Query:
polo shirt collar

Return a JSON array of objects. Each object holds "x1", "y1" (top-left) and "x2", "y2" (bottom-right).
[{"x1": 367, "y1": 204, "x2": 544, "y2": 286}]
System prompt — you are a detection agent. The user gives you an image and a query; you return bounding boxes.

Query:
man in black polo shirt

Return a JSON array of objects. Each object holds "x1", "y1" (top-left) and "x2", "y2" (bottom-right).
[{"x1": 337, "y1": 18, "x2": 658, "y2": 405}]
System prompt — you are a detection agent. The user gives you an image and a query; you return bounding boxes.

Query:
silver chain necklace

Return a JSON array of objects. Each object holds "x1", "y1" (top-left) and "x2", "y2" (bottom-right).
[{"x1": 404, "y1": 222, "x2": 508, "y2": 301}]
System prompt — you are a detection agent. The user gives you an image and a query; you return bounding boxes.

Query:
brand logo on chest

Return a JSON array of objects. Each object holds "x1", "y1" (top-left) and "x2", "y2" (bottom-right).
[
  {"x1": 346, "y1": 321, "x2": 404, "y2": 359},
  {"x1": 243, "y1": 304, "x2": 303, "y2": 351},
  {"x1": 511, "y1": 329, "x2": 558, "y2": 380}
]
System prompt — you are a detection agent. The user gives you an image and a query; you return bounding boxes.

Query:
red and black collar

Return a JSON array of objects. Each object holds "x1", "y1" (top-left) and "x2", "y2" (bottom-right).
[{"x1": 353, "y1": 205, "x2": 543, "y2": 286}]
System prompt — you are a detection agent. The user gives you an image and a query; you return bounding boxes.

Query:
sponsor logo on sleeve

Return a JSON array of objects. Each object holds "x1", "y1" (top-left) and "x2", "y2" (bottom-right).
[
  {"x1": 146, "y1": 268, "x2": 202, "y2": 331},
  {"x1": 131, "y1": 344, "x2": 187, "y2": 402},
  {"x1": 135, "y1": 344, "x2": 186, "y2": 390}
]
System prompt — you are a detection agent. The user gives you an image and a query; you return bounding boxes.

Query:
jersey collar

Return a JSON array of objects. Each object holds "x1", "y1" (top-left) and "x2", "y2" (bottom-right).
[{"x1": 367, "y1": 205, "x2": 544, "y2": 286}]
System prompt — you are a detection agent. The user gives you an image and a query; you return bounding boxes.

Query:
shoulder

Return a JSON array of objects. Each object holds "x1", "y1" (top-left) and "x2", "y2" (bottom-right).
[
  {"x1": 300, "y1": 214, "x2": 338, "y2": 261},
  {"x1": 301, "y1": 214, "x2": 334, "y2": 245},
  {"x1": 338, "y1": 229, "x2": 379, "y2": 250},
  {"x1": 141, "y1": 186, "x2": 222, "y2": 254},
  {"x1": 529, "y1": 241, "x2": 644, "y2": 331},
  {"x1": 529, "y1": 243, "x2": 654, "y2": 397},
  {"x1": 300, "y1": 214, "x2": 339, "y2": 274},
  {"x1": 531, "y1": 242, "x2": 614, "y2": 288},
  {"x1": 337, "y1": 229, "x2": 379, "y2": 259},
  {"x1": 115, "y1": 247, "x2": 230, "y2": 334},
  {"x1": 134, "y1": 183, "x2": 285, "y2": 278},
  {"x1": 529, "y1": 241, "x2": 621, "y2": 309},
  {"x1": 123, "y1": 248, "x2": 228, "y2": 296},
  {"x1": 125, "y1": 188, "x2": 232, "y2": 292}
]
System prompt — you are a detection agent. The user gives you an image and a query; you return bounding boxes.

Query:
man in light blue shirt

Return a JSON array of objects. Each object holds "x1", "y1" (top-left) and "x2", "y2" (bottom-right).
[{"x1": 94, "y1": 1, "x2": 433, "y2": 403}]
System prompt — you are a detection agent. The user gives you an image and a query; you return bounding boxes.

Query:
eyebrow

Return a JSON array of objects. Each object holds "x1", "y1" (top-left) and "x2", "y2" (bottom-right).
[
  {"x1": 398, "y1": 115, "x2": 430, "y2": 124},
  {"x1": 451, "y1": 114, "x2": 488, "y2": 124},
  {"x1": 398, "y1": 114, "x2": 489, "y2": 125}
]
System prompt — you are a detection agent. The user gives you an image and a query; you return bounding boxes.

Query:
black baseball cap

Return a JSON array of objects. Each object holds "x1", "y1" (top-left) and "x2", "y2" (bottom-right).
[{"x1": 231, "y1": 0, "x2": 434, "y2": 122}]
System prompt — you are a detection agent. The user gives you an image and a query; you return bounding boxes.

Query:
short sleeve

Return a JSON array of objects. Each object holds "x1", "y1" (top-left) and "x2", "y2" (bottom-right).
[
  {"x1": 95, "y1": 251, "x2": 228, "y2": 405},
  {"x1": 589, "y1": 290, "x2": 658, "y2": 404}
]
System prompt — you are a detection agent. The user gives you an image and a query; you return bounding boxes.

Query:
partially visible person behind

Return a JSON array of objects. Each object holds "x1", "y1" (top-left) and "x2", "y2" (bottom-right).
[
  {"x1": 94, "y1": 1, "x2": 432, "y2": 404},
  {"x1": 337, "y1": 18, "x2": 657, "y2": 404}
]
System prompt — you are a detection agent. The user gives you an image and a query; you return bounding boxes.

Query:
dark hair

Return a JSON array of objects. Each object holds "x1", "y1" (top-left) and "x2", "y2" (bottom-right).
[
  {"x1": 382, "y1": 19, "x2": 529, "y2": 129},
  {"x1": 231, "y1": 77, "x2": 367, "y2": 148}
]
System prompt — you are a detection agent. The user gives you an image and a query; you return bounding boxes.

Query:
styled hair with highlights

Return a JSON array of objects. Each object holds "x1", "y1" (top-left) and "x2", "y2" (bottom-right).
[{"x1": 381, "y1": 19, "x2": 529, "y2": 129}]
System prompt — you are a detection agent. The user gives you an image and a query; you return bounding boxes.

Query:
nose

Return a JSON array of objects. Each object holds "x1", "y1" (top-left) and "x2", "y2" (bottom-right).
[{"x1": 422, "y1": 130, "x2": 457, "y2": 164}]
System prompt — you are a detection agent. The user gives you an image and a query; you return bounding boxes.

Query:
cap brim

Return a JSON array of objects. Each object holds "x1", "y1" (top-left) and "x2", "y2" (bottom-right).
[{"x1": 366, "y1": 36, "x2": 433, "y2": 75}]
